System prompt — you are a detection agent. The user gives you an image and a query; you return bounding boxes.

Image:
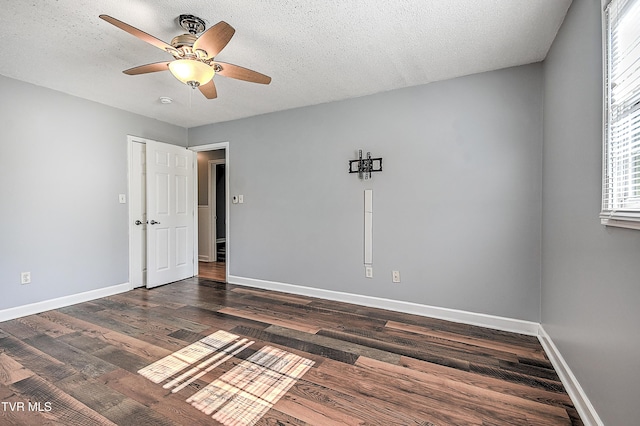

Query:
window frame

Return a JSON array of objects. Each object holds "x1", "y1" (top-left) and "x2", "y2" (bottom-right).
[{"x1": 601, "y1": 0, "x2": 640, "y2": 230}]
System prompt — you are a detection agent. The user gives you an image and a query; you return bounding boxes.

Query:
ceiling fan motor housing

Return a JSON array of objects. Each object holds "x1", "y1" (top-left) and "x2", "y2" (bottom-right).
[
  {"x1": 171, "y1": 34, "x2": 197, "y2": 48},
  {"x1": 179, "y1": 14, "x2": 206, "y2": 34}
]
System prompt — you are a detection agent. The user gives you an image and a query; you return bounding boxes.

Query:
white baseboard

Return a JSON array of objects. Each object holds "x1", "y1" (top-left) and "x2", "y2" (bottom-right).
[
  {"x1": 0, "y1": 282, "x2": 131, "y2": 322},
  {"x1": 538, "y1": 325, "x2": 603, "y2": 426},
  {"x1": 227, "y1": 275, "x2": 540, "y2": 336}
]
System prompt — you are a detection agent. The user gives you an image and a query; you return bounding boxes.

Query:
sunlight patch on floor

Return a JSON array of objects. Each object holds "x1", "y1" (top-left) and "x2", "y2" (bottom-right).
[{"x1": 138, "y1": 330, "x2": 314, "y2": 425}]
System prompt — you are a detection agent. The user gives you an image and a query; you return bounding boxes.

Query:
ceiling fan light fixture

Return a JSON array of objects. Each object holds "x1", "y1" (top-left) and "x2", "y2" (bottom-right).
[{"x1": 168, "y1": 59, "x2": 214, "y2": 87}]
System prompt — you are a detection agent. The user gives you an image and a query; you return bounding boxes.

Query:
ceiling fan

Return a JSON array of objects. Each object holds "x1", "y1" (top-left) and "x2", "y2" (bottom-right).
[{"x1": 99, "y1": 14, "x2": 271, "y2": 99}]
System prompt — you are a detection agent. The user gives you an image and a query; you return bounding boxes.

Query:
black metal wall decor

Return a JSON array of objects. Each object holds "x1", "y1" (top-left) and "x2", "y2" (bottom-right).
[{"x1": 349, "y1": 150, "x2": 383, "y2": 180}]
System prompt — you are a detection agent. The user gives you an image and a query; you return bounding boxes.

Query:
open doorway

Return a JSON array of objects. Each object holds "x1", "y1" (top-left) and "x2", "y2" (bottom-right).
[{"x1": 195, "y1": 147, "x2": 228, "y2": 282}]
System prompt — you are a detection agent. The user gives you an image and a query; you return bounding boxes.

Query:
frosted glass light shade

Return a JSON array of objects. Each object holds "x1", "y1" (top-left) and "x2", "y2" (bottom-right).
[{"x1": 168, "y1": 59, "x2": 214, "y2": 87}]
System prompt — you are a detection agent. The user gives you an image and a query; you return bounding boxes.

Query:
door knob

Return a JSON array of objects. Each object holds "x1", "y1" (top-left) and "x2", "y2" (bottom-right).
[
  {"x1": 134, "y1": 220, "x2": 143, "y2": 225},
  {"x1": 150, "y1": 220, "x2": 161, "y2": 225}
]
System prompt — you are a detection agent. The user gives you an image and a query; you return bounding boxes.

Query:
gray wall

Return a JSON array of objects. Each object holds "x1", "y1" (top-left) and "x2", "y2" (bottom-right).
[
  {"x1": 0, "y1": 75, "x2": 187, "y2": 310},
  {"x1": 190, "y1": 64, "x2": 543, "y2": 322},
  {"x1": 542, "y1": 0, "x2": 640, "y2": 424}
]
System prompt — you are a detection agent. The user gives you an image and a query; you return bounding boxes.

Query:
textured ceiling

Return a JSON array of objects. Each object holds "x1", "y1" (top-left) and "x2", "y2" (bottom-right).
[{"x1": 0, "y1": 0, "x2": 571, "y2": 128}]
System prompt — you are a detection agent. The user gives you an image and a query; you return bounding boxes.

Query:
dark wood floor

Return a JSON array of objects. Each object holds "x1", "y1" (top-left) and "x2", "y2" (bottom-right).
[
  {"x1": 198, "y1": 261, "x2": 226, "y2": 283},
  {"x1": 0, "y1": 277, "x2": 582, "y2": 425}
]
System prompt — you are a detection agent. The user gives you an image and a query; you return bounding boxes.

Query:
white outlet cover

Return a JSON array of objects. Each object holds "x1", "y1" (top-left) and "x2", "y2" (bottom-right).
[{"x1": 365, "y1": 266, "x2": 373, "y2": 278}]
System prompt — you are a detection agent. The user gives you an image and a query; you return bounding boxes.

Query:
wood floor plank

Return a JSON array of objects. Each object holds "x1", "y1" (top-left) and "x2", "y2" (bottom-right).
[
  {"x1": 234, "y1": 299, "x2": 390, "y2": 333},
  {"x1": 0, "y1": 333, "x2": 76, "y2": 382},
  {"x1": 11, "y1": 375, "x2": 117, "y2": 425},
  {"x1": 0, "y1": 320, "x2": 43, "y2": 340},
  {"x1": 0, "y1": 387, "x2": 67, "y2": 426},
  {"x1": 0, "y1": 353, "x2": 34, "y2": 385},
  {"x1": 198, "y1": 261, "x2": 226, "y2": 283},
  {"x1": 272, "y1": 396, "x2": 364, "y2": 426},
  {"x1": 356, "y1": 356, "x2": 571, "y2": 426},
  {"x1": 198, "y1": 344, "x2": 452, "y2": 426},
  {"x1": 104, "y1": 293, "x2": 162, "y2": 309},
  {"x1": 386, "y1": 320, "x2": 548, "y2": 361},
  {"x1": 100, "y1": 398, "x2": 177, "y2": 426},
  {"x1": 100, "y1": 369, "x2": 169, "y2": 407},
  {"x1": 88, "y1": 305, "x2": 183, "y2": 337},
  {"x1": 380, "y1": 324, "x2": 522, "y2": 363},
  {"x1": 231, "y1": 287, "x2": 313, "y2": 305},
  {"x1": 123, "y1": 289, "x2": 187, "y2": 310},
  {"x1": 231, "y1": 325, "x2": 359, "y2": 365},
  {"x1": 23, "y1": 334, "x2": 117, "y2": 379},
  {"x1": 219, "y1": 306, "x2": 321, "y2": 334},
  {"x1": 303, "y1": 361, "x2": 484, "y2": 425},
  {"x1": 256, "y1": 408, "x2": 310, "y2": 425},
  {"x1": 309, "y1": 298, "x2": 542, "y2": 349},
  {"x1": 169, "y1": 305, "x2": 271, "y2": 331},
  {"x1": 0, "y1": 277, "x2": 582, "y2": 425},
  {"x1": 58, "y1": 304, "x2": 145, "y2": 337},
  {"x1": 316, "y1": 327, "x2": 564, "y2": 391},
  {"x1": 99, "y1": 369, "x2": 212, "y2": 425},
  {"x1": 91, "y1": 346, "x2": 150, "y2": 374},
  {"x1": 40, "y1": 310, "x2": 174, "y2": 363},
  {"x1": 0, "y1": 314, "x2": 76, "y2": 340},
  {"x1": 92, "y1": 298, "x2": 211, "y2": 334},
  {"x1": 56, "y1": 372, "x2": 128, "y2": 415},
  {"x1": 285, "y1": 377, "x2": 425, "y2": 425},
  {"x1": 263, "y1": 324, "x2": 401, "y2": 365},
  {"x1": 398, "y1": 355, "x2": 574, "y2": 408},
  {"x1": 333, "y1": 325, "x2": 519, "y2": 365}
]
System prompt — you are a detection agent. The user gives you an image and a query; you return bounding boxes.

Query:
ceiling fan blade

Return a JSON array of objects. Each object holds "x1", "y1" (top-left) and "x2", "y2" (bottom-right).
[
  {"x1": 123, "y1": 61, "x2": 171, "y2": 75},
  {"x1": 214, "y1": 62, "x2": 271, "y2": 85},
  {"x1": 199, "y1": 80, "x2": 218, "y2": 99},
  {"x1": 193, "y1": 21, "x2": 235, "y2": 58},
  {"x1": 99, "y1": 15, "x2": 173, "y2": 53}
]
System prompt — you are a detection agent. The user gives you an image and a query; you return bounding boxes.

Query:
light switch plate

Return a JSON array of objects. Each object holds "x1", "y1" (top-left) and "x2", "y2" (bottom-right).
[{"x1": 119, "y1": 194, "x2": 126, "y2": 204}]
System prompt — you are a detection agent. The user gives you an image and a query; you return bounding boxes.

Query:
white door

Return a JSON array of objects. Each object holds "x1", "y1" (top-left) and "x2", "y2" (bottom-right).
[
  {"x1": 130, "y1": 142, "x2": 147, "y2": 288},
  {"x1": 146, "y1": 140, "x2": 195, "y2": 288}
]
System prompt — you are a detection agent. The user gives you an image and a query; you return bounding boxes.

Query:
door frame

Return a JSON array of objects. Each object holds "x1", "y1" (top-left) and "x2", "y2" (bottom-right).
[
  {"x1": 208, "y1": 159, "x2": 226, "y2": 262},
  {"x1": 190, "y1": 142, "x2": 230, "y2": 280}
]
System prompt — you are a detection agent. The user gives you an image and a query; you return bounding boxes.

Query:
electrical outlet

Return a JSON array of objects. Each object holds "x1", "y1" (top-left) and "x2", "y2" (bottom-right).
[
  {"x1": 21, "y1": 272, "x2": 31, "y2": 285},
  {"x1": 392, "y1": 270, "x2": 401, "y2": 283},
  {"x1": 365, "y1": 266, "x2": 373, "y2": 278}
]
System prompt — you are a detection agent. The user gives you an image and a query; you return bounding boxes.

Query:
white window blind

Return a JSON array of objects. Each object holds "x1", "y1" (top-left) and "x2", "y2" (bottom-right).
[{"x1": 602, "y1": 0, "x2": 640, "y2": 229}]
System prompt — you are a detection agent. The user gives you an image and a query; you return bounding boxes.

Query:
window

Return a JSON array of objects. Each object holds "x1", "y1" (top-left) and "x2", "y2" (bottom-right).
[{"x1": 602, "y1": 0, "x2": 640, "y2": 229}]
